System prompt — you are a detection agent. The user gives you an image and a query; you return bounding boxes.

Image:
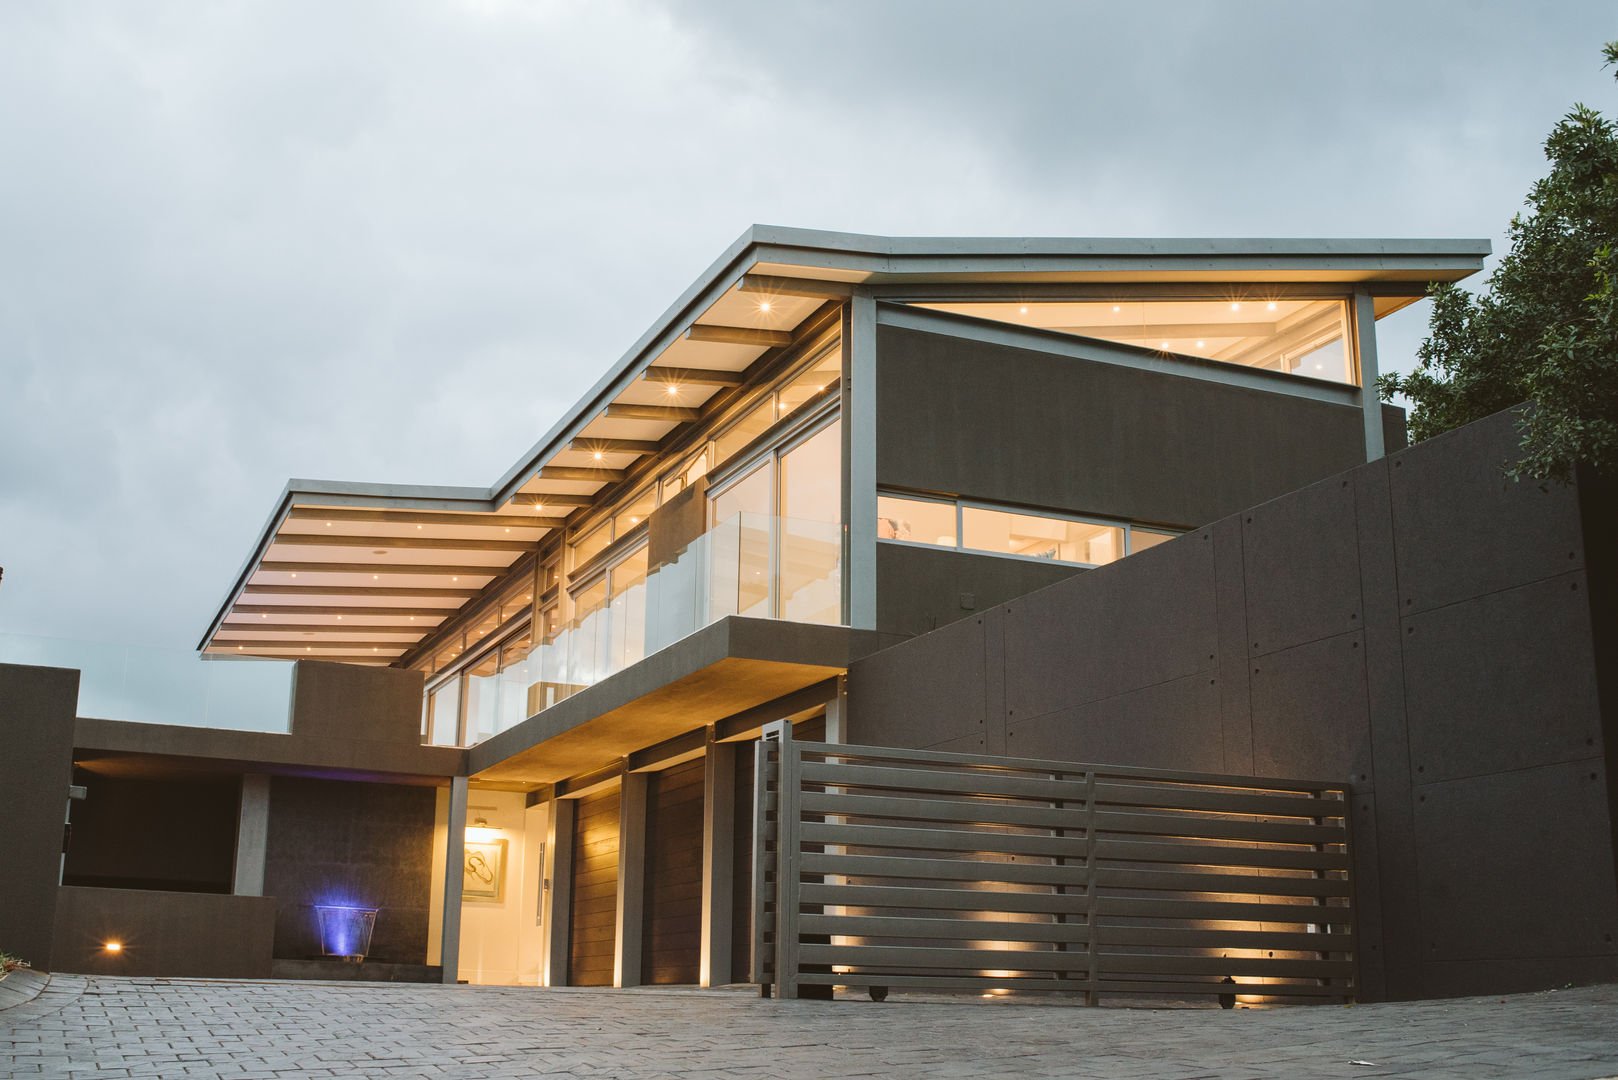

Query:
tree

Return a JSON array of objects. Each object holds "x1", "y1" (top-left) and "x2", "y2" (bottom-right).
[{"x1": 1378, "y1": 41, "x2": 1618, "y2": 484}]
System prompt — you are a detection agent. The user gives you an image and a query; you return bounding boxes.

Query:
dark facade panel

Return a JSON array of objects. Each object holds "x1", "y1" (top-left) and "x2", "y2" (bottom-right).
[
  {"x1": 569, "y1": 786, "x2": 621, "y2": 987},
  {"x1": 289, "y1": 660, "x2": 426, "y2": 745},
  {"x1": 1001, "y1": 532, "x2": 1219, "y2": 723},
  {"x1": 51, "y1": 886, "x2": 275, "y2": 979},
  {"x1": 1242, "y1": 475, "x2": 1364, "y2": 658},
  {"x1": 875, "y1": 324, "x2": 1367, "y2": 528},
  {"x1": 1389, "y1": 410, "x2": 1586, "y2": 615},
  {"x1": 642, "y1": 757, "x2": 704, "y2": 985},
  {"x1": 0, "y1": 663, "x2": 78, "y2": 971},
  {"x1": 845, "y1": 611, "x2": 989, "y2": 752},
  {"x1": 874, "y1": 543, "x2": 1082, "y2": 640},
  {"x1": 1247, "y1": 632, "x2": 1373, "y2": 783},
  {"x1": 1403, "y1": 573, "x2": 1602, "y2": 784},
  {"x1": 1414, "y1": 760, "x2": 1618, "y2": 965},
  {"x1": 262, "y1": 776, "x2": 436, "y2": 965},
  {"x1": 1004, "y1": 673, "x2": 1221, "y2": 772}
]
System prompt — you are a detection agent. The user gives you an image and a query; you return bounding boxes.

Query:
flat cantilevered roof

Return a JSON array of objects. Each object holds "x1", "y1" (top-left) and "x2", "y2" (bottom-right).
[{"x1": 200, "y1": 226, "x2": 1490, "y2": 663}]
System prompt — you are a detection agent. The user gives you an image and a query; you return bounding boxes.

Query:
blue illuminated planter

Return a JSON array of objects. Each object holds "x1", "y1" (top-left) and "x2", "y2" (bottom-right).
[{"x1": 315, "y1": 906, "x2": 378, "y2": 962}]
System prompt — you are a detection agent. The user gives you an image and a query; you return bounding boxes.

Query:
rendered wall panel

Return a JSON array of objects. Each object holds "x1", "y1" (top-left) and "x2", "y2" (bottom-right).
[
  {"x1": 1242, "y1": 476, "x2": 1364, "y2": 656},
  {"x1": 0, "y1": 663, "x2": 78, "y2": 971},
  {"x1": 875, "y1": 543, "x2": 1081, "y2": 640},
  {"x1": 1004, "y1": 673, "x2": 1221, "y2": 772},
  {"x1": 1248, "y1": 633, "x2": 1372, "y2": 783},
  {"x1": 844, "y1": 613, "x2": 988, "y2": 752},
  {"x1": 1403, "y1": 573, "x2": 1602, "y2": 784},
  {"x1": 1002, "y1": 535, "x2": 1217, "y2": 721},
  {"x1": 1414, "y1": 760, "x2": 1618, "y2": 964},
  {"x1": 51, "y1": 886, "x2": 275, "y2": 979},
  {"x1": 1389, "y1": 413, "x2": 1585, "y2": 615}
]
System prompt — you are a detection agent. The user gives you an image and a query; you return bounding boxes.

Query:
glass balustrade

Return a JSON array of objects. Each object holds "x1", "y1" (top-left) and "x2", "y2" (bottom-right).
[
  {"x1": 469, "y1": 512, "x2": 842, "y2": 740},
  {"x1": 0, "y1": 632, "x2": 295, "y2": 732}
]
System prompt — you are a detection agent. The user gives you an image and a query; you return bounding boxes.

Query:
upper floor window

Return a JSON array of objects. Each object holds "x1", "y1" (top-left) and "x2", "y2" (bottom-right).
[
  {"x1": 914, "y1": 299, "x2": 1354, "y2": 384},
  {"x1": 878, "y1": 492, "x2": 1177, "y2": 569}
]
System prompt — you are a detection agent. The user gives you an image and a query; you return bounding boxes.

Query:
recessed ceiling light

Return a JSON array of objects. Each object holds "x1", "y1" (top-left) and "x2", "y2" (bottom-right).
[
  {"x1": 1196, "y1": 341, "x2": 1205, "y2": 348},
  {"x1": 666, "y1": 384, "x2": 680, "y2": 396},
  {"x1": 1230, "y1": 302, "x2": 1241, "y2": 311},
  {"x1": 1267, "y1": 301, "x2": 1278, "y2": 311},
  {"x1": 593, "y1": 452, "x2": 603, "y2": 461},
  {"x1": 760, "y1": 301, "x2": 771, "y2": 312},
  {"x1": 1019, "y1": 306, "x2": 1028, "y2": 314},
  {"x1": 1112, "y1": 305, "x2": 1120, "y2": 312}
]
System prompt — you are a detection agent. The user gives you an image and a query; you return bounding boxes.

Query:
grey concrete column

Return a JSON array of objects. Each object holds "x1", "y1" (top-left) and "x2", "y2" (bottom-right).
[
  {"x1": 439, "y1": 775, "x2": 468, "y2": 984},
  {"x1": 232, "y1": 774, "x2": 271, "y2": 896},
  {"x1": 823, "y1": 676, "x2": 848, "y2": 744},
  {"x1": 614, "y1": 772, "x2": 648, "y2": 987},
  {"x1": 700, "y1": 739, "x2": 736, "y2": 986},
  {"x1": 541, "y1": 797, "x2": 575, "y2": 987},
  {"x1": 1353, "y1": 290, "x2": 1385, "y2": 461},
  {"x1": 845, "y1": 291, "x2": 878, "y2": 630}
]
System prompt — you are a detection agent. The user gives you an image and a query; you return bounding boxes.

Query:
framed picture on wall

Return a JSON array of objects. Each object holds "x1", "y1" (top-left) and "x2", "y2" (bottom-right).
[{"x1": 463, "y1": 838, "x2": 507, "y2": 903}]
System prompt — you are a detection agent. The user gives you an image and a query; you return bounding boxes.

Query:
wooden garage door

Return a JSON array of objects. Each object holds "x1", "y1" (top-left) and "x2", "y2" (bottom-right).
[
  {"x1": 568, "y1": 787, "x2": 620, "y2": 987},
  {"x1": 642, "y1": 757, "x2": 705, "y2": 984}
]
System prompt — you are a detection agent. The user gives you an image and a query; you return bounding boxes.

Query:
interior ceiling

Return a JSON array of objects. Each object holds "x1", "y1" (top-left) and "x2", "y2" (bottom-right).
[{"x1": 203, "y1": 245, "x2": 1454, "y2": 667}]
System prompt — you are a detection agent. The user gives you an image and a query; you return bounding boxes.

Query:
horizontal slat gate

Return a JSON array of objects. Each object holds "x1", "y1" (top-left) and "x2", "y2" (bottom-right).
[{"x1": 753, "y1": 723, "x2": 1354, "y2": 1005}]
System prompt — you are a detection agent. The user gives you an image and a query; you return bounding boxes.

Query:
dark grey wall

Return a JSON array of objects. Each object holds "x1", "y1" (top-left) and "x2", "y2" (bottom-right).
[
  {"x1": 263, "y1": 776, "x2": 437, "y2": 964},
  {"x1": 848, "y1": 407, "x2": 1617, "y2": 1002},
  {"x1": 62, "y1": 770, "x2": 239, "y2": 893},
  {"x1": 875, "y1": 543, "x2": 1085, "y2": 639},
  {"x1": 875, "y1": 324, "x2": 1380, "y2": 528},
  {"x1": 289, "y1": 660, "x2": 426, "y2": 745},
  {"x1": 0, "y1": 663, "x2": 78, "y2": 971},
  {"x1": 51, "y1": 886, "x2": 275, "y2": 978}
]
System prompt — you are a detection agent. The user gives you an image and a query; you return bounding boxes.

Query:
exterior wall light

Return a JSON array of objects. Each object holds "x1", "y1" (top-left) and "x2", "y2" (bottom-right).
[
  {"x1": 103, "y1": 941, "x2": 122, "y2": 952},
  {"x1": 314, "y1": 905, "x2": 378, "y2": 963}
]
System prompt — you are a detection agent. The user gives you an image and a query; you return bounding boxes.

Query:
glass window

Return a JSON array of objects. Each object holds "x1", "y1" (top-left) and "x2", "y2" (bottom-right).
[
  {"x1": 570, "y1": 521, "x2": 611, "y2": 570},
  {"x1": 710, "y1": 464, "x2": 773, "y2": 619},
  {"x1": 778, "y1": 345, "x2": 841, "y2": 420},
  {"x1": 962, "y1": 508, "x2": 1122, "y2": 565},
  {"x1": 614, "y1": 486, "x2": 658, "y2": 535},
  {"x1": 470, "y1": 607, "x2": 500, "y2": 648},
  {"x1": 500, "y1": 588, "x2": 532, "y2": 626},
  {"x1": 714, "y1": 398, "x2": 776, "y2": 466},
  {"x1": 428, "y1": 677, "x2": 461, "y2": 746},
  {"x1": 434, "y1": 637, "x2": 463, "y2": 672},
  {"x1": 463, "y1": 650, "x2": 500, "y2": 744},
  {"x1": 914, "y1": 299, "x2": 1354, "y2": 384},
  {"x1": 711, "y1": 462, "x2": 773, "y2": 524},
  {"x1": 780, "y1": 421, "x2": 842, "y2": 623},
  {"x1": 1130, "y1": 528, "x2": 1176, "y2": 553},
  {"x1": 877, "y1": 495, "x2": 957, "y2": 546},
  {"x1": 608, "y1": 547, "x2": 649, "y2": 672}
]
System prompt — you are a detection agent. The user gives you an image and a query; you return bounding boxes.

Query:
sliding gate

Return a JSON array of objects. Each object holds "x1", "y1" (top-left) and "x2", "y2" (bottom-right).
[{"x1": 751, "y1": 721, "x2": 1355, "y2": 1005}]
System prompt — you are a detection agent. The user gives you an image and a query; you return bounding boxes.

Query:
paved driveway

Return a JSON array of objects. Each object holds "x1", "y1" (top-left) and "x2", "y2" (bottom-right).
[{"x1": 3, "y1": 975, "x2": 1617, "y2": 1079}]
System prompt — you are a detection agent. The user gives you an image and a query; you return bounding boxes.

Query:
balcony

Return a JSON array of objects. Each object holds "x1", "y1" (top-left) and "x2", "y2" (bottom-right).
[{"x1": 444, "y1": 512, "x2": 842, "y2": 747}]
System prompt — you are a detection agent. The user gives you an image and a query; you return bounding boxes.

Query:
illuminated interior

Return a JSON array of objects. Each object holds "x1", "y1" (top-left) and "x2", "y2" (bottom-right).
[{"x1": 915, "y1": 299, "x2": 1355, "y2": 383}]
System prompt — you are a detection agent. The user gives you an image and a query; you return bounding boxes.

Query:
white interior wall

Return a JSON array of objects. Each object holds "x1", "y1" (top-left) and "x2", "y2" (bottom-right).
[{"x1": 458, "y1": 790, "x2": 547, "y2": 985}]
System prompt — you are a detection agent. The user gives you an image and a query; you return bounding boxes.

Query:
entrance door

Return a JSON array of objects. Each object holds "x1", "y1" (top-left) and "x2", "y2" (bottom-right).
[
  {"x1": 568, "y1": 787, "x2": 619, "y2": 986},
  {"x1": 642, "y1": 757, "x2": 705, "y2": 984}
]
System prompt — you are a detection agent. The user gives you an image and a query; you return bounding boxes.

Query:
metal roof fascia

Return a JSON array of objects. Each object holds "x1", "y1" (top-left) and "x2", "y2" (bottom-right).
[{"x1": 485, "y1": 225, "x2": 771, "y2": 506}]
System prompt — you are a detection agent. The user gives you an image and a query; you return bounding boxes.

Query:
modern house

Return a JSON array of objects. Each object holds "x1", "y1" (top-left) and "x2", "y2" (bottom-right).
[{"x1": 8, "y1": 226, "x2": 1614, "y2": 1002}]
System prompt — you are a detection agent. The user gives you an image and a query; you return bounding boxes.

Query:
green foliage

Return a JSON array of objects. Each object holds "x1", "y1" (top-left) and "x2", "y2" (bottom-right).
[{"x1": 1379, "y1": 42, "x2": 1618, "y2": 483}]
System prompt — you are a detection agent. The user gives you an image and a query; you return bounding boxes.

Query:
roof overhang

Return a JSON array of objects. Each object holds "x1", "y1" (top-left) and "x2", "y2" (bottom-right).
[{"x1": 200, "y1": 227, "x2": 1489, "y2": 662}]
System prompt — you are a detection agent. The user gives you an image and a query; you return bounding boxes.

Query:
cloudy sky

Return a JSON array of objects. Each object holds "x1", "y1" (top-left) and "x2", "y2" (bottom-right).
[{"x1": 1, "y1": 0, "x2": 1613, "y2": 651}]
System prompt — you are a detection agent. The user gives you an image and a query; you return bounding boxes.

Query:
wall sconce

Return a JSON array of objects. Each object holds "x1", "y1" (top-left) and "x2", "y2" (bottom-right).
[
  {"x1": 103, "y1": 941, "x2": 123, "y2": 953},
  {"x1": 465, "y1": 814, "x2": 501, "y2": 843}
]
